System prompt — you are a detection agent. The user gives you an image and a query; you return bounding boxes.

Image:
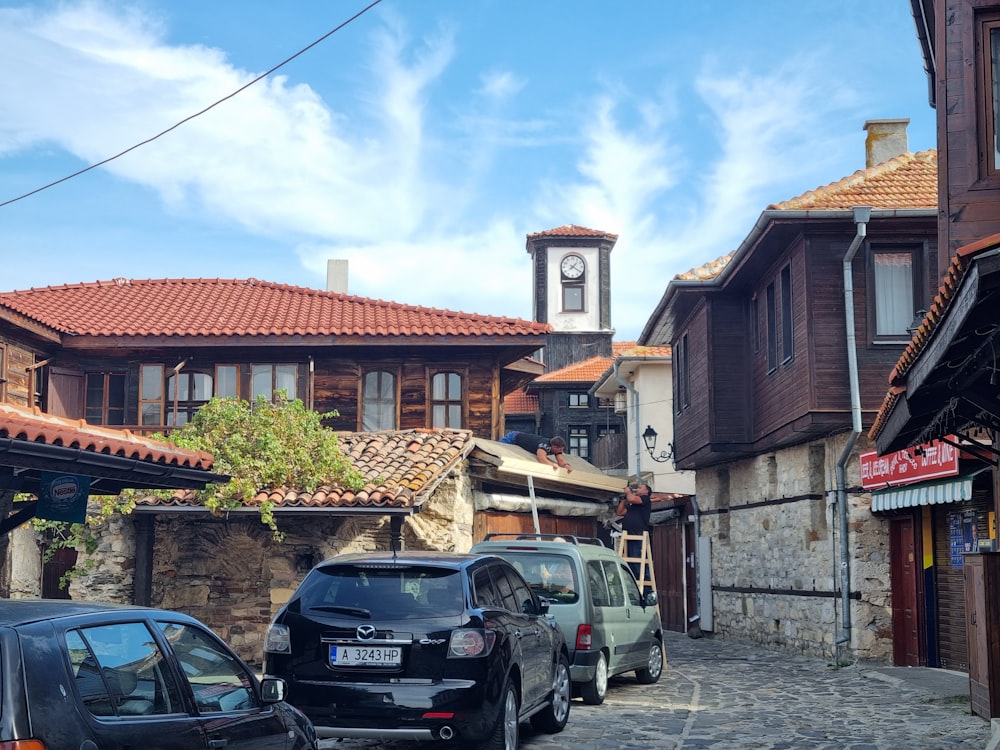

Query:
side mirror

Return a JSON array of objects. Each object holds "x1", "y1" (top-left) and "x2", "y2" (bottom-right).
[
  {"x1": 642, "y1": 590, "x2": 658, "y2": 607},
  {"x1": 260, "y1": 677, "x2": 288, "y2": 703},
  {"x1": 537, "y1": 597, "x2": 550, "y2": 615}
]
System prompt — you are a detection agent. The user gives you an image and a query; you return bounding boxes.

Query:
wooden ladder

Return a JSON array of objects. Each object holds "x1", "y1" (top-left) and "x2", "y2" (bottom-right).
[{"x1": 616, "y1": 531, "x2": 656, "y2": 592}]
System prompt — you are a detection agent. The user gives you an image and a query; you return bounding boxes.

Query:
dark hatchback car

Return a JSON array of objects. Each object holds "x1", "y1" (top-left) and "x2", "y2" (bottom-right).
[
  {"x1": 0, "y1": 599, "x2": 317, "y2": 750},
  {"x1": 263, "y1": 551, "x2": 572, "y2": 750}
]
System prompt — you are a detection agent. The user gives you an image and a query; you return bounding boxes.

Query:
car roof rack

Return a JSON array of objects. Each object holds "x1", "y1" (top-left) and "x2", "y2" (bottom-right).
[{"x1": 481, "y1": 533, "x2": 607, "y2": 548}]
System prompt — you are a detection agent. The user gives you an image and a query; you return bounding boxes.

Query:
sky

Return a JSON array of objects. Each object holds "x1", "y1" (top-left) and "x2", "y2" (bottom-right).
[{"x1": 0, "y1": 0, "x2": 936, "y2": 340}]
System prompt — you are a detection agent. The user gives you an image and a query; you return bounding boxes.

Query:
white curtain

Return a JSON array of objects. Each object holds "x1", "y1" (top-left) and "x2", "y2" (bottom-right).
[{"x1": 874, "y1": 252, "x2": 913, "y2": 335}]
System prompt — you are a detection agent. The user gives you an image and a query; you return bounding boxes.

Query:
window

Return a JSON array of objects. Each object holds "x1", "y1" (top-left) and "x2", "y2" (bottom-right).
[
  {"x1": 362, "y1": 370, "x2": 397, "y2": 430},
  {"x1": 780, "y1": 264, "x2": 793, "y2": 363},
  {"x1": 766, "y1": 281, "x2": 777, "y2": 372},
  {"x1": 568, "y1": 426, "x2": 590, "y2": 459},
  {"x1": 978, "y1": 14, "x2": 1000, "y2": 178},
  {"x1": 166, "y1": 370, "x2": 213, "y2": 426},
  {"x1": 677, "y1": 332, "x2": 690, "y2": 411},
  {"x1": 871, "y1": 249, "x2": 918, "y2": 339},
  {"x1": 562, "y1": 284, "x2": 584, "y2": 312},
  {"x1": 85, "y1": 372, "x2": 126, "y2": 425},
  {"x1": 216, "y1": 364, "x2": 239, "y2": 398},
  {"x1": 139, "y1": 365, "x2": 163, "y2": 426},
  {"x1": 750, "y1": 295, "x2": 760, "y2": 353},
  {"x1": 430, "y1": 371, "x2": 463, "y2": 428},
  {"x1": 156, "y1": 621, "x2": 259, "y2": 713},
  {"x1": 568, "y1": 392, "x2": 589, "y2": 408},
  {"x1": 67, "y1": 622, "x2": 183, "y2": 717},
  {"x1": 252, "y1": 364, "x2": 298, "y2": 401}
]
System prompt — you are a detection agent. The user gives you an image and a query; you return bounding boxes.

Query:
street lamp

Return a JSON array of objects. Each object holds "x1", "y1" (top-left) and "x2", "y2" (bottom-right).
[{"x1": 642, "y1": 425, "x2": 674, "y2": 463}]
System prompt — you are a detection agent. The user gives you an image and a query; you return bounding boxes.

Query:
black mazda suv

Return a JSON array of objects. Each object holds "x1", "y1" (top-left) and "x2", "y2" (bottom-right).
[{"x1": 263, "y1": 551, "x2": 571, "y2": 750}]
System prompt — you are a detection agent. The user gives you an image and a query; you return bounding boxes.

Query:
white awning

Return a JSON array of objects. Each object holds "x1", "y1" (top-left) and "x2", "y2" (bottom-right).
[{"x1": 871, "y1": 476, "x2": 974, "y2": 512}]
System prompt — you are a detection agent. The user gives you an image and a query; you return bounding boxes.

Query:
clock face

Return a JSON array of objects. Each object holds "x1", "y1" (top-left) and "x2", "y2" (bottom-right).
[{"x1": 561, "y1": 255, "x2": 585, "y2": 279}]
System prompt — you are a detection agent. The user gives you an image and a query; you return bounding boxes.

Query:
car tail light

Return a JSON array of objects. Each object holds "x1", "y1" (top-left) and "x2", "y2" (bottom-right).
[
  {"x1": 264, "y1": 623, "x2": 291, "y2": 654},
  {"x1": 575, "y1": 624, "x2": 593, "y2": 650},
  {"x1": 447, "y1": 629, "x2": 497, "y2": 657},
  {"x1": 0, "y1": 741, "x2": 46, "y2": 749}
]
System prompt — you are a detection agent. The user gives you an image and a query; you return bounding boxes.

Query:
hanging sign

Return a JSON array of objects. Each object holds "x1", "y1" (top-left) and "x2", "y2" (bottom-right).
[
  {"x1": 36, "y1": 473, "x2": 91, "y2": 523},
  {"x1": 859, "y1": 437, "x2": 960, "y2": 490}
]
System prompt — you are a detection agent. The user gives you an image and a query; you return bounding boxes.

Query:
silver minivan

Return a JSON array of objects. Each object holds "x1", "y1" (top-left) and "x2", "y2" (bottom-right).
[{"x1": 470, "y1": 534, "x2": 664, "y2": 705}]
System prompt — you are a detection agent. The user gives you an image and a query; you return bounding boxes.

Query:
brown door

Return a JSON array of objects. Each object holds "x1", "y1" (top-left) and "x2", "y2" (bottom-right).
[
  {"x1": 889, "y1": 515, "x2": 923, "y2": 666},
  {"x1": 651, "y1": 520, "x2": 686, "y2": 633}
]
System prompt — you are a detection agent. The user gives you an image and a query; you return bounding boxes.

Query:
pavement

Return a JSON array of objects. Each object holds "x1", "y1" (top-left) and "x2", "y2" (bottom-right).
[{"x1": 318, "y1": 628, "x2": 997, "y2": 750}]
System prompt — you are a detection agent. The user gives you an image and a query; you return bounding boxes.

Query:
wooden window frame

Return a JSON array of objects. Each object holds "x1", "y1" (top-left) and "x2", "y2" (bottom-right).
[
  {"x1": 85, "y1": 371, "x2": 127, "y2": 426},
  {"x1": 251, "y1": 363, "x2": 299, "y2": 402},
  {"x1": 977, "y1": 12, "x2": 1000, "y2": 184},
  {"x1": 215, "y1": 364, "x2": 240, "y2": 399},
  {"x1": 165, "y1": 369, "x2": 215, "y2": 426},
  {"x1": 568, "y1": 392, "x2": 589, "y2": 408},
  {"x1": 428, "y1": 368, "x2": 466, "y2": 429},
  {"x1": 866, "y1": 243, "x2": 924, "y2": 344},
  {"x1": 780, "y1": 264, "x2": 793, "y2": 364},
  {"x1": 139, "y1": 364, "x2": 164, "y2": 426},
  {"x1": 0, "y1": 344, "x2": 6, "y2": 403},
  {"x1": 361, "y1": 368, "x2": 399, "y2": 431},
  {"x1": 676, "y1": 332, "x2": 690, "y2": 412},
  {"x1": 766, "y1": 281, "x2": 777, "y2": 373},
  {"x1": 568, "y1": 425, "x2": 590, "y2": 459}
]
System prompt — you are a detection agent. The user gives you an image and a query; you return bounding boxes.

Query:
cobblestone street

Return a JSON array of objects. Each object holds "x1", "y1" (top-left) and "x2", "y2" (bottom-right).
[{"x1": 319, "y1": 629, "x2": 994, "y2": 750}]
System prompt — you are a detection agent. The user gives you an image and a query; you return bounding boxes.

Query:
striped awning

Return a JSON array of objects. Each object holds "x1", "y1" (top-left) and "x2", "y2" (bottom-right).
[{"x1": 871, "y1": 476, "x2": 973, "y2": 512}]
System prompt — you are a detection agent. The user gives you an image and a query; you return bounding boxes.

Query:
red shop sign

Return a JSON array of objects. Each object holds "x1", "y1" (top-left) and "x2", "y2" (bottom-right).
[{"x1": 860, "y1": 437, "x2": 960, "y2": 489}]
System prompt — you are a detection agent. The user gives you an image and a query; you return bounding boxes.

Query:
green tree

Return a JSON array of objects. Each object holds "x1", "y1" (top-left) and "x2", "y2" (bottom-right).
[{"x1": 34, "y1": 395, "x2": 365, "y2": 578}]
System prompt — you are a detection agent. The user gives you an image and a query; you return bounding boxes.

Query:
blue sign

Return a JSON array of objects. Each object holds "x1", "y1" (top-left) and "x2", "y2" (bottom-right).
[{"x1": 36, "y1": 473, "x2": 90, "y2": 523}]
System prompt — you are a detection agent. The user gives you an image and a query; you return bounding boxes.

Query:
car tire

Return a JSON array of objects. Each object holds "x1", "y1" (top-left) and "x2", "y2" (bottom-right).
[
  {"x1": 635, "y1": 638, "x2": 664, "y2": 684},
  {"x1": 480, "y1": 679, "x2": 519, "y2": 750},
  {"x1": 530, "y1": 653, "x2": 571, "y2": 734},
  {"x1": 579, "y1": 650, "x2": 609, "y2": 705}
]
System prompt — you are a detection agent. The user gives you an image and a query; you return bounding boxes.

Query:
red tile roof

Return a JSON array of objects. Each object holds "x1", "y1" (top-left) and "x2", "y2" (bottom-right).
[
  {"x1": 535, "y1": 355, "x2": 616, "y2": 383},
  {"x1": 676, "y1": 150, "x2": 938, "y2": 281},
  {"x1": 503, "y1": 389, "x2": 538, "y2": 414},
  {"x1": 0, "y1": 403, "x2": 215, "y2": 470},
  {"x1": 526, "y1": 225, "x2": 619, "y2": 241},
  {"x1": 0, "y1": 278, "x2": 550, "y2": 339},
  {"x1": 140, "y1": 428, "x2": 474, "y2": 511},
  {"x1": 769, "y1": 150, "x2": 937, "y2": 211}
]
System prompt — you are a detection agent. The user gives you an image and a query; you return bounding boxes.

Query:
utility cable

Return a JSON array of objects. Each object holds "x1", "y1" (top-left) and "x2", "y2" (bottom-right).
[{"x1": 0, "y1": 0, "x2": 384, "y2": 209}]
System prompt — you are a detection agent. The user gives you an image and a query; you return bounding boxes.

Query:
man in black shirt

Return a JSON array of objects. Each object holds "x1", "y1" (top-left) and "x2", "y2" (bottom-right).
[
  {"x1": 616, "y1": 482, "x2": 651, "y2": 578},
  {"x1": 499, "y1": 431, "x2": 574, "y2": 473}
]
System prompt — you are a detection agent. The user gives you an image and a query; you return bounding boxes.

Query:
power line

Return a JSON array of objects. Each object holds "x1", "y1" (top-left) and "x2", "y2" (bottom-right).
[{"x1": 0, "y1": 0, "x2": 384, "y2": 209}]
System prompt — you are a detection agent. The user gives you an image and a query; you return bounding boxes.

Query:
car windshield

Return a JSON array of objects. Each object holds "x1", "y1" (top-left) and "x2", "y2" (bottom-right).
[
  {"x1": 296, "y1": 565, "x2": 465, "y2": 618},
  {"x1": 498, "y1": 553, "x2": 579, "y2": 604}
]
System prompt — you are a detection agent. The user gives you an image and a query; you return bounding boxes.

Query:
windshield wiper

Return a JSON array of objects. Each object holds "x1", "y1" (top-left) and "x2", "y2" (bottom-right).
[{"x1": 308, "y1": 605, "x2": 372, "y2": 618}]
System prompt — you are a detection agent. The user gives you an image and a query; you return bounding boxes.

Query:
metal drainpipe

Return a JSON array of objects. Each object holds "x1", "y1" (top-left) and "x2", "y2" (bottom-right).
[
  {"x1": 612, "y1": 360, "x2": 643, "y2": 479},
  {"x1": 836, "y1": 206, "x2": 871, "y2": 649}
]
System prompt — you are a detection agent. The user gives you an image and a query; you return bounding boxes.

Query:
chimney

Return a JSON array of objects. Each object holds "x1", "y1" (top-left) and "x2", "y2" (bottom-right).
[
  {"x1": 327, "y1": 259, "x2": 348, "y2": 294},
  {"x1": 864, "y1": 118, "x2": 909, "y2": 168}
]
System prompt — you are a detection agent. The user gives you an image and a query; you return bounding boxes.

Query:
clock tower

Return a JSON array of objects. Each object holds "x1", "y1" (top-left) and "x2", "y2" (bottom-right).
[{"x1": 525, "y1": 224, "x2": 617, "y2": 371}]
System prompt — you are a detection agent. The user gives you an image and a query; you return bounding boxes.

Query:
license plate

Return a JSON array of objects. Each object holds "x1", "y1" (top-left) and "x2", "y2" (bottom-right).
[{"x1": 330, "y1": 644, "x2": 403, "y2": 667}]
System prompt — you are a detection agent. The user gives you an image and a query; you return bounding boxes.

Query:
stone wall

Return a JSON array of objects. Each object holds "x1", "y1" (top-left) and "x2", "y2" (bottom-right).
[{"x1": 697, "y1": 434, "x2": 890, "y2": 663}]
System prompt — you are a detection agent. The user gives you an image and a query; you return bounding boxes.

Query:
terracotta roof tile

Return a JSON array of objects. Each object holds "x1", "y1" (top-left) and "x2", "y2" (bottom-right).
[
  {"x1": 526, "y1": 225, "x2": 619, "y2": 241},
  {"x1": 0, "y1": 278, "x2": 550, "y2": 339},
  {"x1": 615, "y1": 344, "x2": 672, "y2": 358},
  {"x1": 140, "y1": 428, "x2": 474, "y2": 510},
  {"x1": 503, "y1": 389, "x2": 538, "y2": 414},
  {"x1": 0, "y1": 403, "x2": 215, "y2": 470},
  {"x1": 769, "y1": 150, "x2": 937, "y2": 211},
  {"x1": 535, "y1": 355, "x2": 614, "y2": 383},
  {"x1": 675, "y1": 151, "x2": 938, "y2": 282}
]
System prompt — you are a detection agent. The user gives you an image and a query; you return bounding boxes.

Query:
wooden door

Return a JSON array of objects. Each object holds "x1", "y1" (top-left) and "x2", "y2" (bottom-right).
[
  {"x1": 889, "y1": 515, "x2": 923, "y2": 666},
  {"x1": 651, "y1": 520, "x2": 686, "y2": 632}
]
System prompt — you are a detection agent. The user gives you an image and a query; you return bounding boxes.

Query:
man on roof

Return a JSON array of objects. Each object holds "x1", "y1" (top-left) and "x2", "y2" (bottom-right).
[{"x1": 499, "y1": 431, "x2": 574, "y2": 473}]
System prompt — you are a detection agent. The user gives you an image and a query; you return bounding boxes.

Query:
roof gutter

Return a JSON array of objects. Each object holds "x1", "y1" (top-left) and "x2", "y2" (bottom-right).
[{"x1": 834, "y1": 206, "x2": 872, "y2": 652}]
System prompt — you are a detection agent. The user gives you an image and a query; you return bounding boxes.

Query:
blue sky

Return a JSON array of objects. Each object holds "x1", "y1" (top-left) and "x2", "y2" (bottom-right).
[{"x1": 0, "y1": 1, "x2": 935, "y2": 340}]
